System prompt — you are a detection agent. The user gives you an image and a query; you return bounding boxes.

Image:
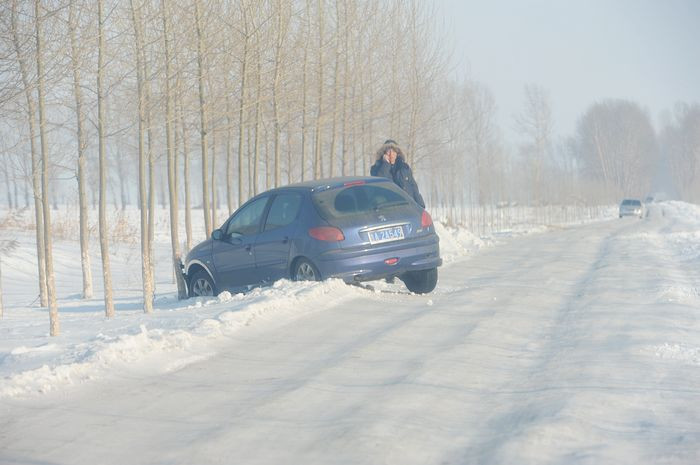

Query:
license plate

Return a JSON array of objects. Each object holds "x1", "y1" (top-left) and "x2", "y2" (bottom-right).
[{"x1": 368, "y1": 226, "x2": 405, "y2": 244}]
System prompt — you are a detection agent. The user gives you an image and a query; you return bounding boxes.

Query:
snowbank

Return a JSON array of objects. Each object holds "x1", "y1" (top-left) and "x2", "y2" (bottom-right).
[{"x1": 0, "y1": 279, "x2": 357, "y2": 398}]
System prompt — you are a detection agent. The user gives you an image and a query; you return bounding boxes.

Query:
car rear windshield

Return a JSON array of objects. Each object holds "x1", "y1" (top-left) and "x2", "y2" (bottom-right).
[
  {"x1": 312, "y1": 183, "x2": 412, "y2": 219},
  {"x1": 622, "y1": 199, "x2": 641, "y2": 206}
]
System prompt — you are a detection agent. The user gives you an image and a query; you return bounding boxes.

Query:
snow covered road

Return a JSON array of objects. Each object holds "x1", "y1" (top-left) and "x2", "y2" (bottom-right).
[{"x1": 1, "y1": 202, "x2": 699, "y2": 464}]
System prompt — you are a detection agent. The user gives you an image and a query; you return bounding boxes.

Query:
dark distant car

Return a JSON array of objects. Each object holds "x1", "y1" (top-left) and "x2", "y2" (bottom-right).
[
  {"x1": 184, "y1": 177, "x2": 442, "y2": 296},
  {"x1": 619, "y1": 199, "x2": 643, "y2": 218},
  {"x1": 644, "y1": 196, "x2": 654, "y2": 204}
]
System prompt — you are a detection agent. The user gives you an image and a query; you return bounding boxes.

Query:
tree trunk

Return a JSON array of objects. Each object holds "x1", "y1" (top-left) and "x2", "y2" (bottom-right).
[
  {"x1": 253, "y1": 54, "x2": 261, "y2": 195},
  {"x1": 272, "y1": 0, "x2": 287, "y2": 188},
  {"x1": 11, "y1": 0, "x2": 47, "y2": 307},
  {"x1": 340, "y1": 3, "x2": 350, "y2": 176},
  {"x1": 314, "y1": 0, "x2": 324, "y2": 179},
  {"x1": 297, "y1": 0, "x2": 311, "y2": 181},
  {"x1": 97, "y1": 0, "x2": 114, "y2": 318},
  {"x1": 195, "y1": 0, "x2": 211, "y2": 237},
  {"x1": 0, "y1": 257, "x2": 3, "y2": 319},
  {"x1": 35, "y1": 0, "x2": 59, "y2": 335},
  {"x1": 0, "y1": 242, "x2": 17, "y2": 319},
  {"x1": 179, "y1": 98, "x2": 192, "y2": 252},
  {"x1": 146, "y1": 71, "x2": 156, "y2": 288},
  {"x1": 226, "y1": 97, "x2": 234, "y2": 215},
  {"x1": 161, "y1": 0, "x2": 186, "y2": 299},
  {"x1": 211, "y1": 128, "x2": 217, "y2": 229},
  {"x1": 2, "y1": 167, "x2": 11, "y2": 209},
  {"x1": 328, "y1": 0, "x2": 342, "y2": 177},
  {"x1": 130, "y1": 0, "x2": 154, "y2": 313},
  {"x1": 69, "y1": 1, "x2": 94, "y2": 299},
  {"x1": 237, "y1": 17, "x2": 248, "y2": 207}
]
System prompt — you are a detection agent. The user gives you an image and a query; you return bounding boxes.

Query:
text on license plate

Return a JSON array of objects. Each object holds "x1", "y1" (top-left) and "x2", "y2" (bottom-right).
[{"x1": 368, "y1": 226, "x2": 405, "y2": 244}]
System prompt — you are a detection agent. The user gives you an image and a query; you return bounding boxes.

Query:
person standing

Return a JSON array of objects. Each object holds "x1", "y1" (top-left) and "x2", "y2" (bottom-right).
[{"x1": 370, "y1": 139, "x2": 425, "y2": 208}]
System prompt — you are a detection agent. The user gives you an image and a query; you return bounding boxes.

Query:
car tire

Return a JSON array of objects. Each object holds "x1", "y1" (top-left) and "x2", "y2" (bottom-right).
[
  {"x1": 401, "y1": 268, "x2": 438, "y2": 294},
  {"x1": 189, "y1": 269, "x2": 216, "y2": 297},
  {"x1": 293, "y1": 258, "x2": 321, "y2": 282}
]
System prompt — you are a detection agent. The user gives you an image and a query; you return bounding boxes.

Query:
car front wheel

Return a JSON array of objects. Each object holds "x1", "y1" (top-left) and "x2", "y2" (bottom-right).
[
  {"x1": 189, "y1": 270, "x2": 216, "y2": 297},
  {"x1": 401, "y1": 268, "x2": 438, "y2": 294}
]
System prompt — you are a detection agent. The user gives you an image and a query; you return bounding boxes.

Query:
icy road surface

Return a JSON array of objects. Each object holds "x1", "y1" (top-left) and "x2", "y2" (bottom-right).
[{"x1": 1, "y1": 202, "x2": 699, "y2": 464}]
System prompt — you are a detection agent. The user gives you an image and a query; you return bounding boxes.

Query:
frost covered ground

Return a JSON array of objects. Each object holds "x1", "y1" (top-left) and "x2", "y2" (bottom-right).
[{"x1": 1, "y1": 202, "x2": 699, "y2": 465}]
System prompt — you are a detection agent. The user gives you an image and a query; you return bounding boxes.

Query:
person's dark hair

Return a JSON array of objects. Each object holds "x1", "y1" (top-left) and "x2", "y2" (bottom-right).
[{"x1": 375, "y1": 139, "x2": 405, "y2": 161}]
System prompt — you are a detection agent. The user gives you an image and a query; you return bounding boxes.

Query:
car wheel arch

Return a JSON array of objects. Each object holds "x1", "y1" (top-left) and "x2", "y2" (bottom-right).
[
  {"x1": 289, "y1": 256, "x2": 321, "y2": 280},
  {"x1": 187, "y1": 262, "x2": 216, "y2": 288}
]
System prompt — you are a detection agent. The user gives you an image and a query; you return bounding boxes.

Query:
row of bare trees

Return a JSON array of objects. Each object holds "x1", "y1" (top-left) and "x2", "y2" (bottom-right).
[
  {"x1": 1, "y1": 1, "x2": 699, "y2": 335},
  {"x1": 0, "y1": 0, "x2": 451, "y2": 335},
  {"x1": 571, "y1": 99, "x2": 658, "y2": 201},
  {"x1": 660, "y1": 103, "x2": 700, "y2": 201}
]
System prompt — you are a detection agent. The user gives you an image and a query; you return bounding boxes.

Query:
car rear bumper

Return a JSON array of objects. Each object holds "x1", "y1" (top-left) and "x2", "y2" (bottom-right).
[
  {"x1": 619, "y1": 209, "x2": 642, "y2": 216},
  {"x1": 313, "y1": 235, "x2": 442, "y2": 283}
]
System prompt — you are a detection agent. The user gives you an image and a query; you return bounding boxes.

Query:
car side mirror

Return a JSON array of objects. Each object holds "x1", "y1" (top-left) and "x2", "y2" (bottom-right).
[{"x1": 211, "y1": 229, "x2": 223, "y2": 241}]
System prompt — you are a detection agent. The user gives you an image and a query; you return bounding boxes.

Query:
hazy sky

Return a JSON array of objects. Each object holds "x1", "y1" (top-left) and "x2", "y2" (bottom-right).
[{"x1": 433, "y1": 0, "x2": 700, "y2": 145}]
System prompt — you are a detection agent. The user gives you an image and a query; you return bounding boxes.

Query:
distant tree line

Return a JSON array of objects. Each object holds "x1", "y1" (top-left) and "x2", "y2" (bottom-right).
[{"x1": 0, "y1": 0, "x2": 698, "y2": 335}]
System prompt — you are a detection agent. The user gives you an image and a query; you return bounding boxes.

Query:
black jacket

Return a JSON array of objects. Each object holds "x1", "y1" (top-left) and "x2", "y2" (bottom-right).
[{"x1": 370, "y1": 157, "x2": 425, "y2": 208}]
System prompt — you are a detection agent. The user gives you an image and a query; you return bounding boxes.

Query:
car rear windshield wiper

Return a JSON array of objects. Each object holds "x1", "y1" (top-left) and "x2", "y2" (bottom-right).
[{"x1": 373, "y1": 201, "x2": 409, "y2": 211}]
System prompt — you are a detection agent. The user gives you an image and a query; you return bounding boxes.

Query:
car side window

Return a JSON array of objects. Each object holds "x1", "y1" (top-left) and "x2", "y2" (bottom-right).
[
  {"x1": 264, "y1": 193, "x2": 303, "y2": 232},
  {"x1": 225, "y1": 197, "x2": 269, "y2": 237}
]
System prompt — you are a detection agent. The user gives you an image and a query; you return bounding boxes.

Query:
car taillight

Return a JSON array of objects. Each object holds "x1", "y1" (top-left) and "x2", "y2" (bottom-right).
[
  {"x1": 343, "y1": 180, "x2": 366, "y2": 187},
  {"x1": 421, "y1": 210, "x2": 433, "y2": 228},
  {"x1": 309, "y1": 226, "x2": 345, "y2": 241}
]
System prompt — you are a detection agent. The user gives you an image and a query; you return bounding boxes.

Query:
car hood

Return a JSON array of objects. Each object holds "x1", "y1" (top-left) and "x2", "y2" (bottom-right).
[{"x1": 186, "y1": 238, "x2": 212, "y2": 263}]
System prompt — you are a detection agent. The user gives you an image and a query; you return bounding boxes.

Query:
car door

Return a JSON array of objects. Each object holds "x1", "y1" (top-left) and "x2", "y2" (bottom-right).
[
  {"x1": 212, "y1": 196, "x2": 270, "y2": 290},
  {"x1": 254, "y1": 192, "x2": 304, "y2": 283}
]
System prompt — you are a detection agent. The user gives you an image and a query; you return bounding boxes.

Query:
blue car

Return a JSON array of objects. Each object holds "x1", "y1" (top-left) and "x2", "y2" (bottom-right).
[{"x1": 184, "y1": 176, "x2": 442, "y2": 296}]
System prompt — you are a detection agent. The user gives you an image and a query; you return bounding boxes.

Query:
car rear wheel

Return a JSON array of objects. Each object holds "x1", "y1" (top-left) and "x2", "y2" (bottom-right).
[
  {"x1": 401, "y1": 267, "x2": 438, "y2": 294},
  {"x1": 293, "y1": 258, "x2": 321, "y2": 281},
  {"x1": 189, "y1": 270, "x2": 216, "y2": 297}
]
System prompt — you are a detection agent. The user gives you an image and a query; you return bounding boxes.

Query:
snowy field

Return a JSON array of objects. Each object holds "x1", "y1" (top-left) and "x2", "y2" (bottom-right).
[{"x1": 1, "y1": 202, "x2": 699, "y2": 464}]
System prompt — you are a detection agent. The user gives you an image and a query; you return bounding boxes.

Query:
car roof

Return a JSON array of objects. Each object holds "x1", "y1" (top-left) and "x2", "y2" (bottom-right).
[{"x1": 272, "y1": 176, "x2": 390, "y2": 193}]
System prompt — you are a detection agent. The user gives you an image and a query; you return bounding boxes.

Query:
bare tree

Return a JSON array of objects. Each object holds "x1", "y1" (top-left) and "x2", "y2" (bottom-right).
[
  {"x1": 68, "y1": 0, "x2": 93, "y2": 299},
  {"x1": 178, "y1": 92, "x2": 193, "y2": 252},
  {"x1": 225, "y1": 92, "x2": 234, "y2": 215},
  {"x1": 10, "y1": 0, "x2": 47, "y2": 307},
  {"x1": 235, "y1": 1, "x2": 252, "y2": 206},
  {"x1": 34, "y1": 0, "x2": 59, "y2": 335},
  {"x1": 326, "y1": 0, "x2": 341, "y2": 177},
  {"x1": 252, "y1": 43, "x2": 262, "y2": 194},
  {"x1": 194, "y1": 0, "x2": 211, "y2": 237},
  {"x1": 463, "y1": 81, "x2": 500, "y2": 206},
  {"x1": 210, "y1": 124, "x2": 218, "y2": 227},
  {"x1": 339, "y1": 0, "x2": 353, "y2": 176},
  {"x1": 0, "y1": 240, "x2": 19, "y2": 319},
  {"x1": 661, "y1": 103, "x2": 700, "y2": 202},
  {"x1": 515, "y1": 84, "x2": 553, "y2": 205},
  {"x1": 97, "y1": 0, "x2": 114, "y2": 318},
  {"x1": 299, "y1": 0, "x2": 311, "y2": 181},
  {"x1": 271, "y1": 0, "x2": 290, "y2": 187},
  {"x1": 160, "y1": 0, "x2": 186, "y2": 298},
  {"x1": 130, "y1": 0, "x2": 153, "y2": 313},
  {"x1": 573, "y1": 99, "x2": 657, "y2": 199},
  {"x1": 1, "y1": 159, "x2": 13, "y2": 209},
  {"x1": 313, "y1": 0, "x2": 324, "y2": 179}
]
